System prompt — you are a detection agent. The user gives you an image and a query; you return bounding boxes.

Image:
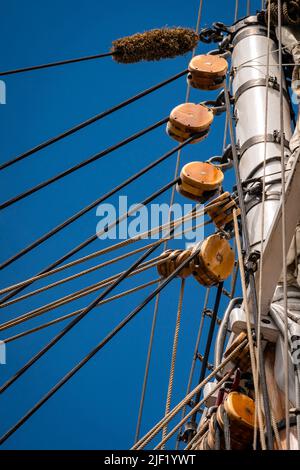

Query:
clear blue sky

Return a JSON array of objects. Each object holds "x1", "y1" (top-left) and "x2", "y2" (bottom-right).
[{"x1": 0, "y1": 0, "x2": 261, "y2": 450}]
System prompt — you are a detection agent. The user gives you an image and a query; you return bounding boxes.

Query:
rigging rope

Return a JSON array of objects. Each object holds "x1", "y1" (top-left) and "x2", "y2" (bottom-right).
[
  {"x1": 133, "y1": 284, "x2": 161, "y2": 443},
  {"x1": 0, "y1": 117, "x2": 168, "y2": 210},
  {"x1": 158, "y1": 371, "x2": 233, "y2": 450},
  {"x1": 234, "y1": 0, "x2": 239, "y2": 21},
  {"x1": 0, "y1": 52, "x2": 114, "y2": 77},
  {"x1": 0, "y1": 257, "x2": 163, "y2": 331},
  {"x1": 0, "y1": 139, "x2": 194, "y2": 303},
  {"x1": 132, "y1": 340, "x2": 247, "y2": 450},
  {"x1": 256, "y1": 0, "x2": 271, "y2": 448},
  {"x1": 0, "y1": 69, "x2": 187, "y2": 171},
  {"x1": 0, "y1": 245, "x2": 204, "y2": 446},
  {"x1": 0, "y1": 211, "x2": 206, "y2": 306},
  {"x1": 161, "y1": 278, "x2": 185, "y2": 447}
]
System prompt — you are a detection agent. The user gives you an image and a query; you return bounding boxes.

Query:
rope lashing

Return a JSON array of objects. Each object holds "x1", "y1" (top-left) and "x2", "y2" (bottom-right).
[{"x1": 157, "y1": 234, "x2": 235, "y2": 287}]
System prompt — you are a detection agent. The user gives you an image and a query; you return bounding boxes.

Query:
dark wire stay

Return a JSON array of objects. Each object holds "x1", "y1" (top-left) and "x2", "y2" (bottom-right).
[
  {"x1": 0, "y1": 69, "x2": 187, "y2": 171},
  {"x1": 0, "y1": 243, "x2": 202, "y2": 446},
  {"x1": 0, "y1": 52, "x2": 114, "y2": 77},
  {"x1": 0, "y1": 175, "x2": 181, "y2": 396}
]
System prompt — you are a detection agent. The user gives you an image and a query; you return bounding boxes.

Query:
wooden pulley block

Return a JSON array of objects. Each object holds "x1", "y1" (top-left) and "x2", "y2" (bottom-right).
[
  {"x1": 224, "y1": 391, "x2": 256, "y2": 432},
  {"x1": 166, "y1": 121, "x2": 208, "y2": 145},
  {"x1": 157, "y1": 249, "x2": 193, "y2": 279},
  {"x1": 177, "y1": 161, "x2": 224, "y2": 203},
  {"x1": 223, "y1": 332, "x2": 250, "y2": 370},
  {"x1": 187, "y1": 54, "x2": 228, "y2": 91},
  {"x1": 191, "y1": 233, "x2": 235, "y2": 287},
  {"x1": 157, "y1": 249, "x2": 173, "y2": 278}
]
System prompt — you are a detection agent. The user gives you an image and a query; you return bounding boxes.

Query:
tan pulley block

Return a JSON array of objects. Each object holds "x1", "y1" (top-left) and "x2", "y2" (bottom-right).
[
  {"x1": 187, "y1": 54, "x2": 228, "y2": 91},
  {"x1": 191, "y1": 233, "x2": 235, "y2": 286},
  {"x1": 177, "y1": 161, "x2": 224, "y2": 202},
  {"x1": 157, "y1": 249, "x2": 192, "y2": 279},
  {"x1": 169, "y1": 103, "x2": 214, "y2": 133},
  {"x1": 206, "y1": 192, "x2": 241, "y2": 229},
  {"x1": 166, "y1": 102, "x2": 213, "y2": 144}
]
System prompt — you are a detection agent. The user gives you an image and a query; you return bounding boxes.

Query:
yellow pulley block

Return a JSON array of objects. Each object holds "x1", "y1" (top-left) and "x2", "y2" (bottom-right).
[
  {"x1": 191, "y1": 233, "x2": 235, "y2": 286},
  {"x1": 166, "y1": 103, "x2": 213, "y2": 144},
  {"x1": 187, "y1": 54, "x2": 228, "y2": 91},
  {"x1": 157, "y1": 249, "x2": 192, "y2": 279},
  {"x1": 177, "y1": 161, "x2": 224, "y2": 203},
  {"x1": 224, "y1": 392, "x2": 256, "y2": 430},
  {"x1": 206, "y1": 192, "x2": 241, "y2": 229}
]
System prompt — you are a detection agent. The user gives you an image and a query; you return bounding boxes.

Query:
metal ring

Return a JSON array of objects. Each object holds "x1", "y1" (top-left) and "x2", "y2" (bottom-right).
[
  {"x1": 234, "y1": 78, "x2": 290, "y2": 104},
  {"x1": 238, "y1": 133, "x2": 290, "y2": 159}
]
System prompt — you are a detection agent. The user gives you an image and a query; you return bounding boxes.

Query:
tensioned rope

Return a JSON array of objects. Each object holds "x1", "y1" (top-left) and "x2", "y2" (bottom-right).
[
  {"x1": 0, "y1": 135, "x2": 193, "y2": 274},
  {"x1": 0, "y1": 244, "x2": 204, "y2": 445},
  {"x1": 224, "y1": 80, "x2": 274, "y2": 448},
  {"x1": 1, "y1": 278, "x2": 161, "y2": 344},
  {"x1": 0, "y1": 217, "x2": 210, "y2": 328},
  {"x1": 132, "y1": 339, "x2": 248, "y2": 450},
  {"x1": 1, "y1": 197, "x2": 211, "y2": 332},
  {"x1": 0, "y1": 204, "x2": 214, "y2": 297},
  {"x1": 233, "y1": 209, "x2": 266, "y2": 450},
  {"x1": 175, "y1": 287, "x2": 210, "y2": 449},
  {"x1": 234, "y1": 0, "x2": 239, "y2": 22},
  {"x1": 277, "y1": 0, "x2": 290, "y2": 449},
  {"x1": 157, "y1": 371, "x2": 233, "y2": 450},
  {"x1": 0, "y1": 117, "x2": 168, "y2": 210},
  {"x1": 0, "y1": 138, "x2": 198, "y2": 308},
  {"x1": 0, "y1": 176, "x2": 183, "y2": 396},
  {"x1": 256, "y1": 0, "x2": 272, "y2": 448},
  {"x1": 161, "y1": 279, "x2": 185, "y2": 448},
  {"x1": 0, "y1": 257, "x2": 163, "y2": 332},
  {"x1": 190, "y1": 282, "x2": 224, "y2": 426},
  {"x1": 133, "y1": 0, "x2": 205, "y2": 444},
  {"x1": 0, "y1": 69, "x2": 187, "y2": 171}
]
